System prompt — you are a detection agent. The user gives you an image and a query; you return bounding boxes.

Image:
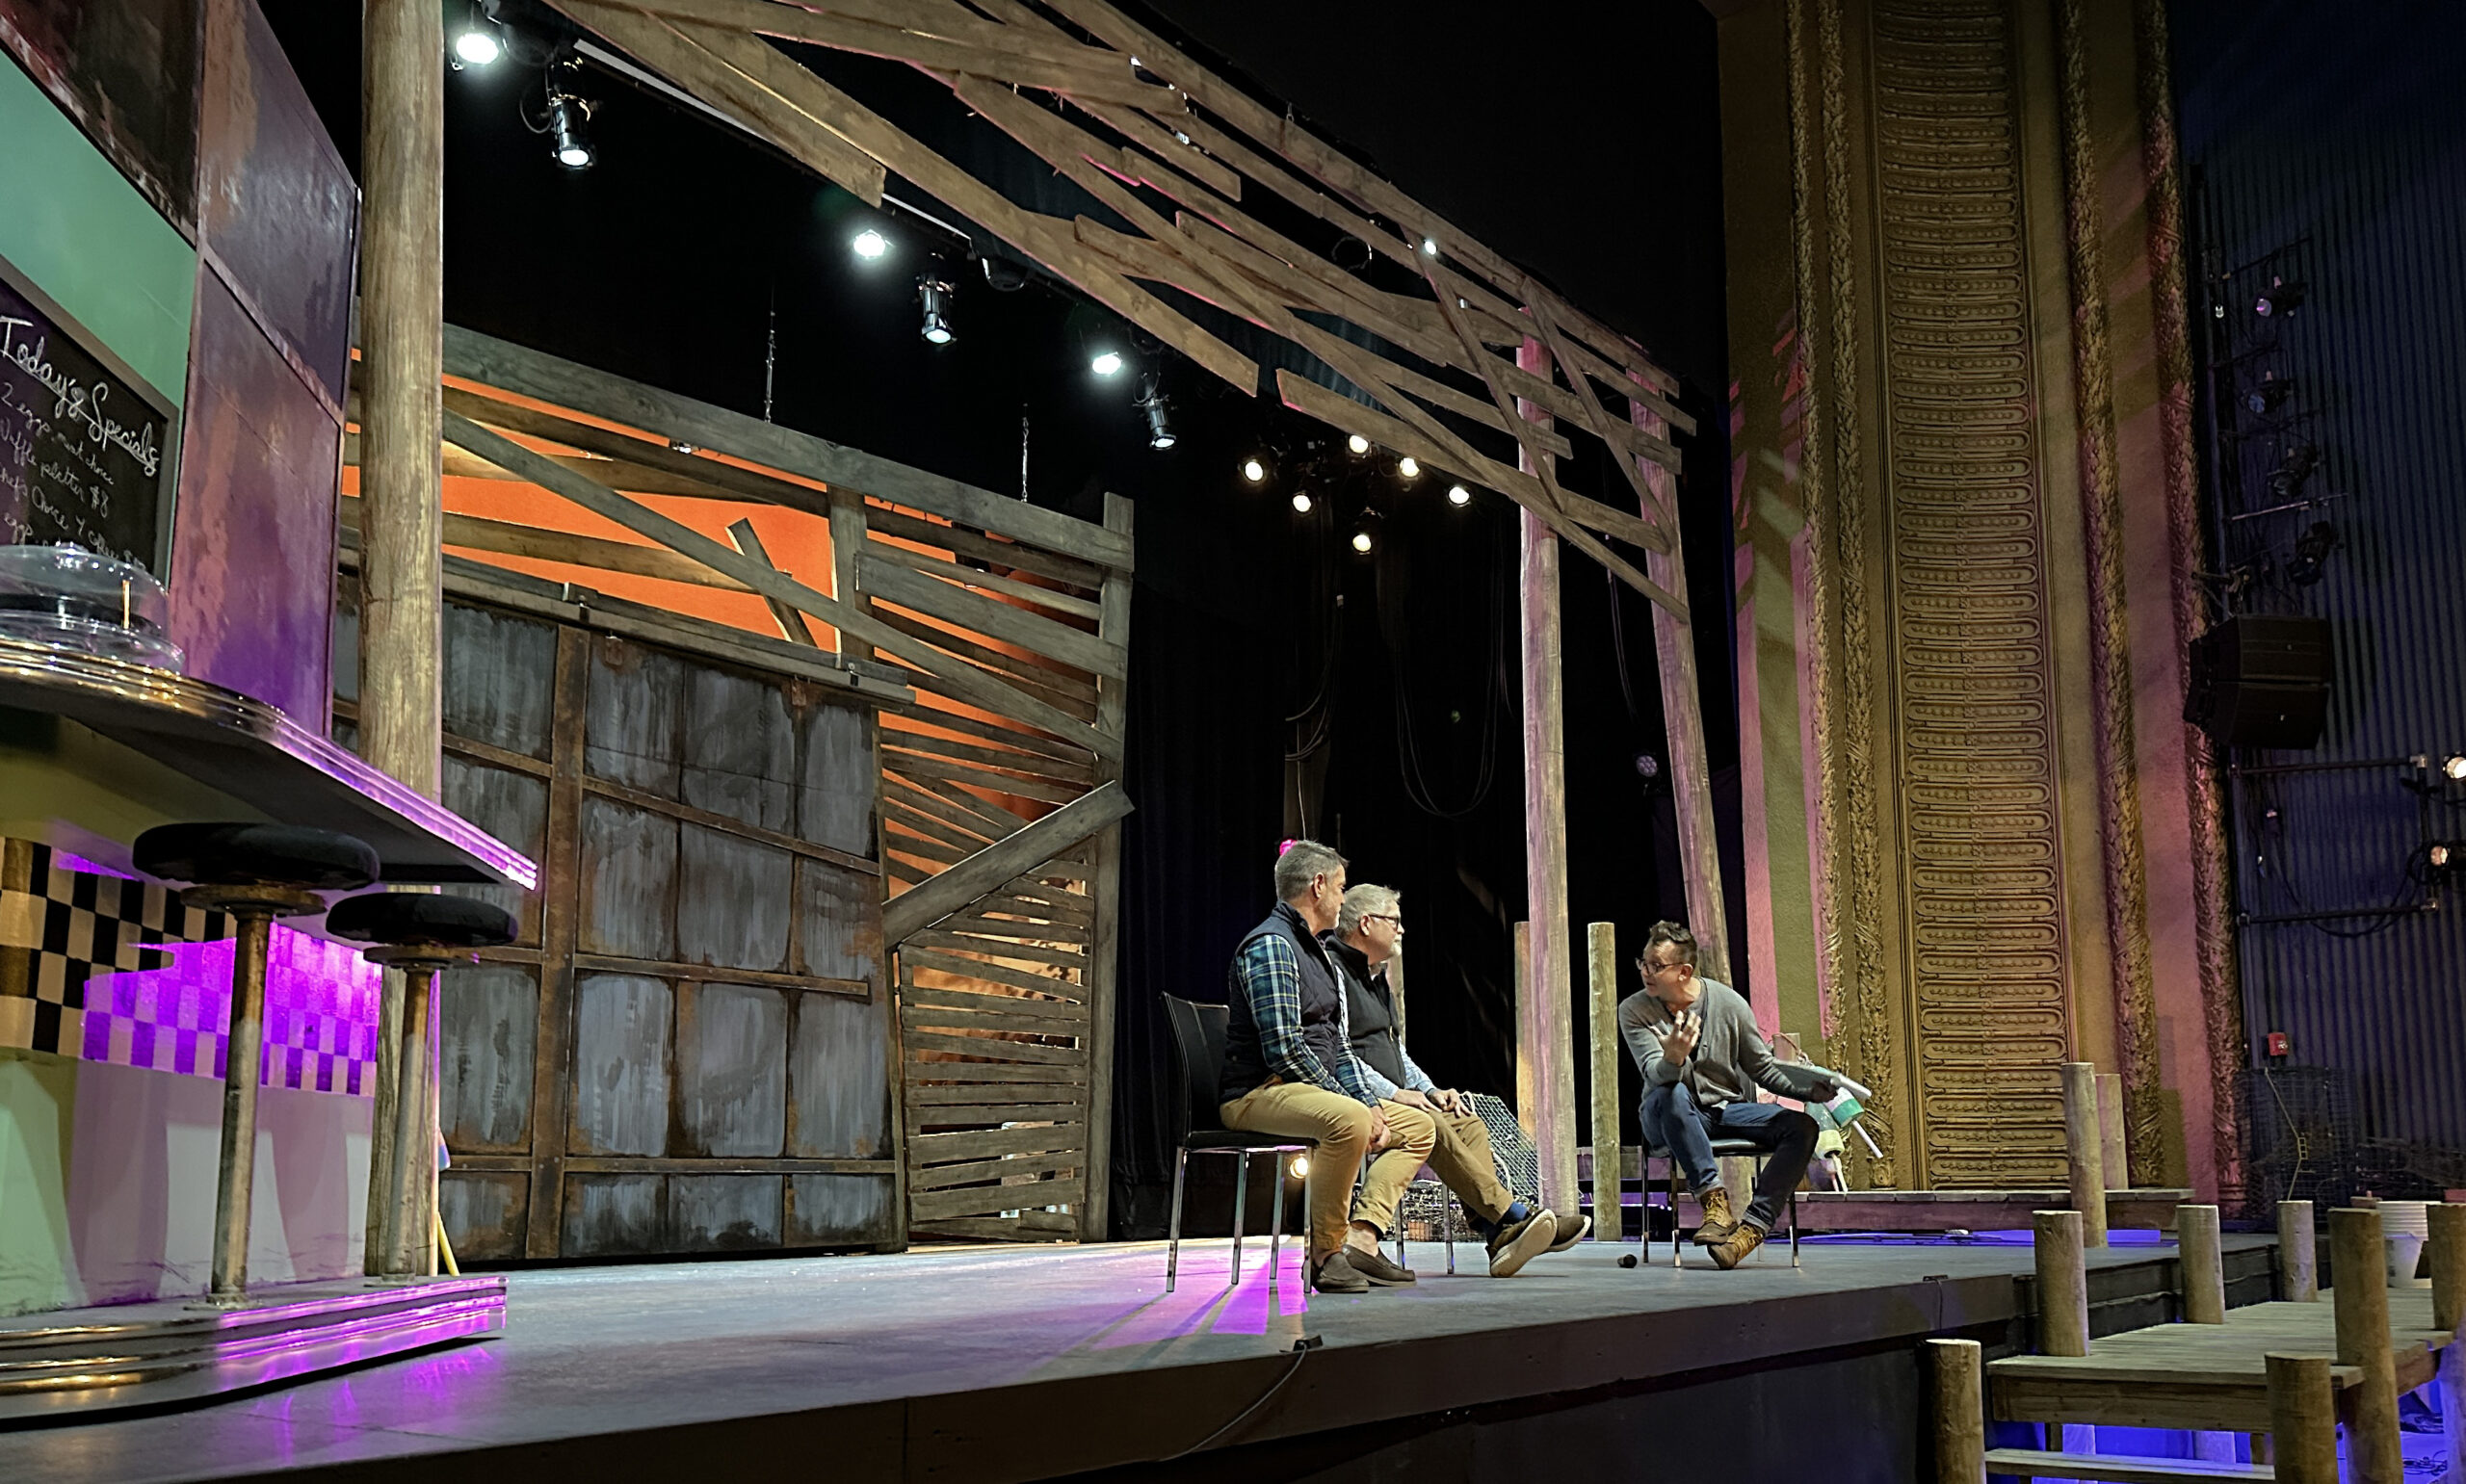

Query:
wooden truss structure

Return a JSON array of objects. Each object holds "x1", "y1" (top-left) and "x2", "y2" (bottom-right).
[
  {"x1": 541, "y1": 0, "x2": 1698, "y2": 616},
  {"x1": 378, "y1": 325, "x2": 1136, "y2": 1243}
]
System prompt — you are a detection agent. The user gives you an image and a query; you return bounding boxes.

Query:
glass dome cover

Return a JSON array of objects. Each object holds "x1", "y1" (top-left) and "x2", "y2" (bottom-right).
[{"x1": 0, "y1": 543, "x2": 184, "y2": 670}]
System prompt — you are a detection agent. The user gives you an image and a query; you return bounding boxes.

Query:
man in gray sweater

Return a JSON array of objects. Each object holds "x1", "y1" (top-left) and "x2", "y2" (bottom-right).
[{"x1": 1617, "y1": 921, "x2": 1836, "y2": 1268}]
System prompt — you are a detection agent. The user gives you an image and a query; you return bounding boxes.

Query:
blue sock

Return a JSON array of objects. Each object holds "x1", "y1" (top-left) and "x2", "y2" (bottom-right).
[{"x1": 1482, "y1": 1200, "x2": 1532, "y2": 1240}]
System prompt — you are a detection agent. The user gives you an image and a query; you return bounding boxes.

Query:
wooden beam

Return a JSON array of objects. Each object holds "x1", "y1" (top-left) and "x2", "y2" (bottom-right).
[
  {"x1": 441, "y1": 324, "x2": 1133, "y2": 571},
  {"x1": 1080, "y1": 491, "x2": 1130, "y2": 1243},
  {"x1": 557, "y1": 1, "x2": 884, "y2": 203},
  {"x1": 338, "y1": 495, "x2": 751, "y2": 590},
  {"x1": 726, "y1": 519, "x2": 819, "y2": 645},
  {"x1": 440, "y1": 409, "x2": 1120, "y2": 759},
  {"x1": 883, "y1": 782, "x2": 1134, "y2": 944},
  {"x1": 859, "y1": 545, "x2": 1125, "y2": 682}
]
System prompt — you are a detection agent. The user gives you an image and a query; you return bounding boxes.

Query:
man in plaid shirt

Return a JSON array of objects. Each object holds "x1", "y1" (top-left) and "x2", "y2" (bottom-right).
[{"x1": 1218, "y1": 840, "x2": 1430, "y2": 1293}]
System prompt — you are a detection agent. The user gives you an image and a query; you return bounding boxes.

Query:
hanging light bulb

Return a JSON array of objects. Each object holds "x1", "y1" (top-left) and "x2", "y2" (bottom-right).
[
  {"x1": 1397, "y1": 456, "x2": 1421, "y2": 479},
  {"x1": 1447, "y1": 483, "x2": 1471, "y2": 507},
  {"x1": 1291, "y1": 491, "x2": 1313, "y2": 513},
  {"x1": 1241, "y1": 456, "x2": 1268, "y2": 483},
  {"x1": 1347, "y1": 433, "x2": 1371, "y2": 456},
  {"x1": 1351, "y1": 529, "x2": 1374, "y2": 554}
]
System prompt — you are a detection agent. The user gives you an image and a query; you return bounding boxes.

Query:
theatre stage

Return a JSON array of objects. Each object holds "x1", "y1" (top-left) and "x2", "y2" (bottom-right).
[{"x1": 0, "y1": 1232, "x2": 2270, "y2": 1483}]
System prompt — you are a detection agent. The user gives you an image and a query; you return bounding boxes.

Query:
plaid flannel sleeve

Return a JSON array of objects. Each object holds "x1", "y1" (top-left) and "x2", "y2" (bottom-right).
[{"x1": 1235, "y1": 935, "x2": 1368, "y2": 1102}]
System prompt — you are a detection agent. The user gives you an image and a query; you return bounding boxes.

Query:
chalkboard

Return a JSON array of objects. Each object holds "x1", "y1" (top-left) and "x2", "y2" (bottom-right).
[{"x1": 0, "y1": 256, "x2": 178, "y2": 576}]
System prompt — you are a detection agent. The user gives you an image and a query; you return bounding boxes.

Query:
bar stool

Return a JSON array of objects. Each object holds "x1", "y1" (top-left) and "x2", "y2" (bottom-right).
[
  {"x1": 133, "y1": 823, "x2": 380, "y2": 1303},
  {"x1": 326, "y1": 892, "x2": 515, "y2": 1279}
]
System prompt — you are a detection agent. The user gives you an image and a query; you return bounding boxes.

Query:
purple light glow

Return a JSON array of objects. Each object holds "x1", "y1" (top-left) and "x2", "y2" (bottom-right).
[{"x1": 80, "y1": 924, "x2": 381, "y2": 1094}]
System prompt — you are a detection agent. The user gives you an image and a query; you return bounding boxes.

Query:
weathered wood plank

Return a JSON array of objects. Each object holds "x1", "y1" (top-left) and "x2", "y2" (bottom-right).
[
  {"x1": 906, "y1": 1080, "x2": 1086, "y2": 1105},
  {"x1": 877, "y1": 544, "x2": 1104, "y2": 622},
  {"x1": 906, "y1": 929, "x2": 1089, "y2": 973},
  {"x1": 933, "y1": 912, "x2": 1093, "y2": 949},
  {"x1": 907, "y1": 1103, "x2": 1086, "y2": 1129},
  {"x1": 907, "y1": 1149, "x2": 1083, "y2": 1190},
  {"x1": 883, "y1": 728, "x2": 1097, "y2": 788},
  {"x1": 862, "y1": 506, "x2": 1107, "y2": 592},
  {"x1": 884, "y1": 770, "x2": 1029, "y2": 844},
  {"x1": 906, "y1": 1124, "x2": 1089, "y2": 1163},
  {"x1": 900, "y1": 947, "x2": 1087, "y2": 1002},
  {"x1": 905, "y1": 1059, "x2": 1087, "y2": 1085},
  {"x1": 341, "y1": 495, "x2": 751, "y2": 591},
  {"x1": 901, "y1": 984, "x2": 1089, "y2": 1024},
  {"x1": 861, "y1": 555, "x2": 1124, "y2": 682},
  {"x1": 902, "y1": 1002, "x2": 1087, "y2": 1038},
  {"x1": 883, "y1": 783, "x2": 1133, "y2": 943},
  {"x1": 882, "y1": 752, "x2": 1085, "y2": 806},
  {"x1": 865, "y1": 606, "x2": 1101, "y2": 711},
  {"x1": 909, "y1": 1178, "x2": 1085, "y2": 1223}
]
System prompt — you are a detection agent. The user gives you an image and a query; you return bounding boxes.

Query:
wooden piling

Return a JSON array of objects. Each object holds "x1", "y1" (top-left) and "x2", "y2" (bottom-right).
[
  {"x1": 2429, "y1": 1201, "x2": 2466, "y2": 1332},
  {"x1": 2095, "y1": 1071, "x2": 2128, "y2": 1191},
  {"x1": 2061, "y1": 1063, "x2": 2108, "y2": 1248},
  {"x1": 2331, "y1": 1205, "x2": 2403, "y2": 1483},
  {"x1": 1587, "y1": 922, "x2": 1620, "y2": 1240},
  {"x1": 2034, "y1": 1208, "x2": 2090, "y2": 1357},
  {"x1": 1927, "y1": 1338, "x2": 1985, "y2": 1484},
  {"x1": 2179, "y1": 1203, "x2": 2225, "y2": 1323},
  {"x1": 2277, "y1": 1199, "x2": 2318, "y2": 1301},
  {"x1": 2264, "y1": 1352, "x2": 2339, "y2": 1484}
]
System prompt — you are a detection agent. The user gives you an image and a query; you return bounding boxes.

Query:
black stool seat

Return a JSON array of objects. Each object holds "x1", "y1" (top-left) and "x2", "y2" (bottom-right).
[
  {"x1": 327, "y1": 892, "x2": 517, "y2": 950},
  {"x1": 134, "y1": 823, "x2": 379, "y2": 891}
]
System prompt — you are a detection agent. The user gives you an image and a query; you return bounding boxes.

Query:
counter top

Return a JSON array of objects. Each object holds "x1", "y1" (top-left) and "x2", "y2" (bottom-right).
[{"x1": 0, "y1": 637, "x2": 536, "y2": 887}]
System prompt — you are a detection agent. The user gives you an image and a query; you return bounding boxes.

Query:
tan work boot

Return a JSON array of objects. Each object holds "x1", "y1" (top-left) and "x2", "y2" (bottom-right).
[
  {"x1": 1708, "y1": 1222, "x2": 1767, "y2": 1270},
  {"x1": 1692, "y1": 1185, "x2": 1740, "y2": 1246}
]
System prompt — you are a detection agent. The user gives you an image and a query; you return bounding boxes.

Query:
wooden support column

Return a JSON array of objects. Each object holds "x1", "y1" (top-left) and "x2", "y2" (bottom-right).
[
  {"x1": 1928, "y1": 1338, "x2": 1986, "y2": 1484},
  {"x1": 2278, "y1": 1198, "x2": 2318, "y2": 1300},
  {"x1": 2430, "y1": 1201, "x2": 2466, "y2": 1330},
  {"x1": 357, "y1": 0, "x2": 445, "y2": 1281},
  {"x1": 2266, "y1": 1353, "x2": 2340, "y2": 1484},
  {"x1": 2062, "y1": 1062, "x2": 2109, "y2": 1247},
  {"x1": 2096, "y1": 1071, "x2": 2129, "y2": 1190},
  {"x1": 1587, "y1": 921, "x2": 1620, "y2": 1240},
  {"x1": 1078, "y1": 492, "x2": 1132, "y2": 1243},
  {"x1": 2331, "y1": 1205, "x2": 2404, "y2": 1484},
  {"x1": 2034, "y1": 1208, "x2": 2089, "y2": 1356},
  {"x1": 2179, "y1": 1203, "x2": 2225, "y2": 1322},
  {"x1": 1517, "y1": 340, "x2": 1580, "y2": 1219},
  {"x1": 1630, "y1": 394, "x2": 1730, "y2": 982}
]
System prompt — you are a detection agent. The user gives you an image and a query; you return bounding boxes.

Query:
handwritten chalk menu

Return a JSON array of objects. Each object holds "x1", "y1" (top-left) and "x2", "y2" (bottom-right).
[{"x1": 0, "y1": 262, "x2": 176, "y2": 576}]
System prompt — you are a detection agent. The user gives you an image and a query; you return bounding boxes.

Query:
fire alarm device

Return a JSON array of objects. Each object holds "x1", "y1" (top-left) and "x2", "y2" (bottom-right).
[{"x1": 2266, "y1": 1031, "x2": 2291, "y2": 1058}]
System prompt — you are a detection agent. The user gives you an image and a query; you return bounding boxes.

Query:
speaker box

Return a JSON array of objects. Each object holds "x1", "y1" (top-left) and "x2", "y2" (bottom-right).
[{"x1": 2185, "y1": 614, "x2": 2332, "y2": 748}]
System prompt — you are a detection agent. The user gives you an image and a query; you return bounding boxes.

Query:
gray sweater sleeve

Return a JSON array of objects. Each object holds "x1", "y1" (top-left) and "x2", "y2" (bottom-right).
[
  {"x1": 1617, "y1": 993, "x2": 1686, "y2": 1086},
  {"x1": 1711, "y1": 984, "x2": 1832, "y2": 1101}
]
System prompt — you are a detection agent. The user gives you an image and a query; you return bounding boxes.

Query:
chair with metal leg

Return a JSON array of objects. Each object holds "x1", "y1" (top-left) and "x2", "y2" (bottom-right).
[
  {"x1": 133, "y1": 823, "x2": 380, "y2": 1304},
  {"x1": 1161, "y1": 995, "x2": 1315, "y2": 1296},
  {"x1": 1642, "y1": 1138, "x2": 1801, "y2": 1268}
]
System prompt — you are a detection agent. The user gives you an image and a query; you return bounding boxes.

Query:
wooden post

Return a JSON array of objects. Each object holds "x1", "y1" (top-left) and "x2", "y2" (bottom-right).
[
  {"x1": 2331, "y1": 1206, "x2": 2403, "y2": 1483},
  {"x1": 829, "y1": 490, "x2": 867, "y2": 658},
  {"x1": 2264, "y1": 1353, "x2": 2340, "y2": 1484},
  {"x1": 2095, "y1": 1071, "x2": 2128, "y2": 1190},
  {"x1": 1587, "y1": 922, "x2": 1620, "y2": 1240},
  {"x1": 2179, "y1": 1203, "x2": 2225, "y2": 1323},
  {"x1": 358, "y1": 0, "x2": 446, "y2": 1282},
  {"x1": 1077, "y1": 492, "x2": 1132, "y2": 1243},
  {"x1": 1513, "y1": 920, "x2": 1535, "y2": 1137},
  {"x1": 2429, "y1": 1201, "x2": 2466, "y2": 1331},
  {"x1": 2061, "y1": 1062, "x2": 2109, "y2": 1247},
  {"x1": 1629, "y1": 397, "x2": 1730, "y2": 982},
  {"x1": 2278, "y1": 1199, "x2": 2318, "y2": 1301},
  {"x1": 1516, "y1": 340, "x2": 1580, "y2": 1218},
  {"x1": 2440, "y1": 1341, "x2": 2466, "y2": 1484},
  {"x1": 2034, "y1": 1208, "x2": 2090, "y2": 1357},
  {"x1": 1928, "y1": 1338, "x2": 1986, "y2": 1484}
]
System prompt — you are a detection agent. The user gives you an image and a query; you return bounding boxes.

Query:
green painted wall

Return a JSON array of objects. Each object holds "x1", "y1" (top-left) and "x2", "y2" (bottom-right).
[
  {"x1": 0, "y1": 52, "x2": 196, "y2": 406},
  {"x1": 0, "y1": 1049, "x2": 81, "y2": 1317}
]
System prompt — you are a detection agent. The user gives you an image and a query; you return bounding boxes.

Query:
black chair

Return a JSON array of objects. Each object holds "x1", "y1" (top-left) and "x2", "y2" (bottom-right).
[
  {"x1": 1643, "y1": 1138, "x2": 1802, "y2": 1268},
  {"x1": 1161, "y1": 995, "x2": 1316, "y2": 1295}
]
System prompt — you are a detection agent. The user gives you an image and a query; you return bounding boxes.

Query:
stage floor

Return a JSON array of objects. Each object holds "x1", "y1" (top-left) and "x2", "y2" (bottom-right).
[{"x1": 0, "y1": 1233, "x2": 2269, "y2": 1483}]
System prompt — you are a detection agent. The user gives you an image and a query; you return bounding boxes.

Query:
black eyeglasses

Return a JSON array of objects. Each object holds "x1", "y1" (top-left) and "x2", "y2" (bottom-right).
[{"x1": 1363, "y1": 914, "x2": 1404, "y2": 929}]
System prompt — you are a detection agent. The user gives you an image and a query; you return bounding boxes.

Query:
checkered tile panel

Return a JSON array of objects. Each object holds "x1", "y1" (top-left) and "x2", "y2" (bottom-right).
[{"x1": 0, "y1": 840, "x2": 382, "y2": 1094}]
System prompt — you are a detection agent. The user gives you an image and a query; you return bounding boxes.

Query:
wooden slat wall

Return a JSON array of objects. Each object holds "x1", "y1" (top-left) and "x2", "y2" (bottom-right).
[{"x1": 857, "y1": 491, "x2": 1132, "y2": 1244}]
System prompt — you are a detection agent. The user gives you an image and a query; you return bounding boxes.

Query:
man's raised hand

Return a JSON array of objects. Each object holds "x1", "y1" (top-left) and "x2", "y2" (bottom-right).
[{"x1": 1657, "y1": 1009, "x2": 1701, "y2": 1066}]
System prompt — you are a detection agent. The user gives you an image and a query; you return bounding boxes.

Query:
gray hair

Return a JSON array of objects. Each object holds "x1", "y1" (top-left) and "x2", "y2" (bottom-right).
[
  {"x1": 1641, "y1": 919, "x2": 1698, "y2": 965},
  {"x1": 1272, "y1": 839, "x2": 1347, "y2": 903},
  {"x1": 1337, "y1": 883, "x2": 1401, "y2": 938}
]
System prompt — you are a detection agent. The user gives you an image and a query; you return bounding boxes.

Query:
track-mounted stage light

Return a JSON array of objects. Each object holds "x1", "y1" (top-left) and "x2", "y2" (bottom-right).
[
  {"x1": 2243, "y1": 377, "x2": 2296, "y2": 415},
  {"x1": 917, "y1": 274, "x2": 956, "y2": 345},
  {"x1": 2255, "y1": 276, "x2": 2307, "y2": 318},
  {"x1": 852, "y1": 228, "x2": 887, "y2": 260},
  {"x1": 452, "y1": 4, "x2": 504, "y2": 66},
  {"x1": 547, "y1": 91, "x2": 595, "y2": 169},
  {"x1": 2445, "y1": 755, "x2": 2466, "y2": 783},
  {"x1": 1137, "y1": 373, "x2": 1174, "y2": 449},
  {"x1": 1089, "y1": 351, "x2": 1124, "y2": 377}
]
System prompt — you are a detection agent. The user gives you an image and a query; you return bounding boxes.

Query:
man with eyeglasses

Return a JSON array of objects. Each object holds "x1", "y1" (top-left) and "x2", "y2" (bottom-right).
[
  {"x1": 1326, "y1": 883, "x2": 1569, "y2": 1277},
  {"x1": 1618, "y1": 920, "x2": 1837, "y2": 1268}
]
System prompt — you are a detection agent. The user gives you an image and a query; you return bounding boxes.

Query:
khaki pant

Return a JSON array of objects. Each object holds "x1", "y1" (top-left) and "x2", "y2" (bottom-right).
[
  {"x1": 1426, "y1": 1106, "x2": 1517, "y2": 1230},
  {"x1": 1220, "y1": 1081, "x2": 1436, "y2": 1262}
]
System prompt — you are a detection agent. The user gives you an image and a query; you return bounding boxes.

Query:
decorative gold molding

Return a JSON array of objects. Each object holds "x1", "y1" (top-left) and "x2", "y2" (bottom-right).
[
  {"x1": 2132, "y1": 0, "x2": 2247, "y2": 1206},
  {"x1": 2052, "y1": 0, "x2": 2166, "y2": 1185},
  {"x1": 1815, "y1": 0, "x2": 1901, "y2": 1188}
]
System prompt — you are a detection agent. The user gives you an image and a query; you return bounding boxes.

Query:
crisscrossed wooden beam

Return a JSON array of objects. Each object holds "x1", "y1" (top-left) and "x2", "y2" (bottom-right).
[{"x1": 541, "y1": 0, "x2": 1698, "y2": 614}]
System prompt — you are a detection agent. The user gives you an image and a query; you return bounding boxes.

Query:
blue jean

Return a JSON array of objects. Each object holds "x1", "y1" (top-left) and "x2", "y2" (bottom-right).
[{"x1": 1640, "y1": 1081, "x2": 1818, "y2": 1230}]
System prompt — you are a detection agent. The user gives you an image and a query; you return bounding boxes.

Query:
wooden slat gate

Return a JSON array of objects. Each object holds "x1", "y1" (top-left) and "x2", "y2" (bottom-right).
[{"x1": 860, "y1": 495, "x2": 1134, "y2": 1244}]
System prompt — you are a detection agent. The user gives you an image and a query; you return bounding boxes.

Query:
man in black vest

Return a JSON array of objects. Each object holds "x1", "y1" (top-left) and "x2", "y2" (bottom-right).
[
  {"x1": 1220, "y1": 841, "x2": 1434, "y2": 1294},
  {"x1": 1327, "y1": 883, "x2": 1567, "y2": 1277}
]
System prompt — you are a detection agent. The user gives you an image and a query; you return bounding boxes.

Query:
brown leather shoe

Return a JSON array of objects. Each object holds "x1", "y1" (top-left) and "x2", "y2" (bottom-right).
[
  {"x1": 1708, "y1": 1222, "x2": 1767, "y2": 1270},
  {"x1": 1692, "y1": 1185, "x2": 1741, "y2": 1246},
  {"x1": 1312, "y1": 1250, "x2": 1372, "y2": 1292},
  {"x1": 1343, "y1": 1243, "x2": 1417, "y2": 1286}
]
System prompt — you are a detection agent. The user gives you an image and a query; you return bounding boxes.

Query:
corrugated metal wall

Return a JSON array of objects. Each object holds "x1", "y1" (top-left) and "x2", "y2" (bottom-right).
[{"x1": 2175, "y1": 0, "x2": 2466, "y2": 1198}]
